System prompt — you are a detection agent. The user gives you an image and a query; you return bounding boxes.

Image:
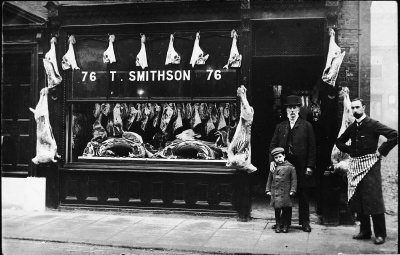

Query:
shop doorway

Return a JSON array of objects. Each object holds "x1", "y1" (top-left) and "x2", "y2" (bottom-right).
[{"x1": 1, "y1": 49, "x2": 36, "y2": 177}]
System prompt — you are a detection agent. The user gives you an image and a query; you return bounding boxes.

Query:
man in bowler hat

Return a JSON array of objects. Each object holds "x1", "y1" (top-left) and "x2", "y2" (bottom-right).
[{"x1": 269, "y1": 95, "x2": 316, "y2": 232}]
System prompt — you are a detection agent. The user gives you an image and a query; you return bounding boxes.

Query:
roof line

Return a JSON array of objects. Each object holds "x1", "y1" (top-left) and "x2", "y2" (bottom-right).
[{"x1": 4, "y1": 1, "x2": 47, "y2": 23}]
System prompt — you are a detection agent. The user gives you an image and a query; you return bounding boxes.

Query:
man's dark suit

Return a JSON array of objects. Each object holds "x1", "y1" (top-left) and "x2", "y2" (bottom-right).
[
  {"x1": 336, "y1": 116, "x2": 398, "y2": 238},
  {"x1": 269, "y1": 117, "x2": 317, "y2": 225}
]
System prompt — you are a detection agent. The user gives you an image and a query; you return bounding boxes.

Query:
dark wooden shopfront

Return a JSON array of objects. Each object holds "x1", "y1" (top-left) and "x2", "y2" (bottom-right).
[{"x1": 6, "y1": 1, "x2": 370, "y2": 223}]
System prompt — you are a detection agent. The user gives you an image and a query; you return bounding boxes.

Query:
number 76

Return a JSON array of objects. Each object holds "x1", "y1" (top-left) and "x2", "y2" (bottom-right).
[
  {"x1": 82, "y1": 71, "x2": 97, "y2": 82},
  {"x1": 206, "y1": 70, "x2": 221, "y2": 80}
]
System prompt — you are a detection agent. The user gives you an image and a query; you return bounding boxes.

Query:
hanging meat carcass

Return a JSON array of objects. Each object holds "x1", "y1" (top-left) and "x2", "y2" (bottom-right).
[
  {"x1": 113, "y1": 103, "x2": 123, "y2": 136},
  {"x1": 135, "y1": 103, "x2": 142, "y2": 122},
  {"x1": 217, "y1": 104, "x2": 227, "y2": 130},
  {"x1": 103, "y1": 34, "x2": 116, "y2": 64},
  {"x1": 199, "y1": 103, "x2": 209, "y2": 120},
  {"x1": 185, "y1": 103, "x2": 193, "y2": 120},
  {"x1": 160, "y1": 103, "x2": 174, "y2": 133},
  {"x1": 141, "y1": 104, "x2": 151, "y2": 131},
  {"x1": 226, "y1": 85, "x2": 257, "y2": 172},
  {"x1": 190, "y1": 103, "x2": 202, "y2": 129},
  {"x1": 44, "y1": 37, "x2": 62, "y2": 87},
  {"x1": 136, "y1": 34, "x2": 148, "y2": 69},
  {"x1": 190, "y1": 32, "x2": 209, "y2": 67},
  {"x1": 223, "y1": 30, "x2": 242, "y2": 69},
  {"x1": 322, "y1": 28, "x2": 346, "y2": 87},
  {"x1": 120, "y1": 103, "x2": 129, "y2": 120},
  {"x1": 165, "y1": 34, "x2": 181, "y2": 65},
  {"x1": 205, "y1": 114, "x2": 215, "y2": 136},
  {"x1": 62, "y1": 35, "x2": 80, "y2": 70},
  {"x1": 153, "y1": 103, "x2": 162, "y2": 127},
  {"x1": 223, "y1": 103, "x2": 230, "y2": 119},
  {"x1": 92, "y1": 103, "x2": 107, "y2": 142},
  {"x1": 30, "y1": 87, "x2": 60, "y2": 164},
  {"x1": 330, "y1": 87, "x2": 354, "y2": 175},
  {"x1": 173, "y1": 104, "x2": 183, "y2": 132},
  {"x1": 126, "y1": 104, "x2": 138, "y2": 130}
]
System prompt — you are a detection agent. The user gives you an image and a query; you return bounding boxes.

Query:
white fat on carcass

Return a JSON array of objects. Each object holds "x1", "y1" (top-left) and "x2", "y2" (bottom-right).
[
  {"x1": 176, "y1": 129, "x2": 201, "y2": 141},
  {"x1": 226, "y1": 85, "x2": 257, "y2": 173},
  {"x1": 173, "y1": 105, "x2": 183, "y2": 132},
  {"x1": 217, "y1": 105, "x2": 227, "y2": 130},
  {"x1": 165, "y1": 34, "x2": 181, "y2": 65},
  {"x1": 30, "y1": 88, "x2": 60, "y2": 164},
  {"x1": 190, "y1": 32, "x2": 209, "y2": 67},
  {"x1": 331, "y1": 87, "x2": 354, "y2": 175},
  {"x1": 322, "y1": 28, "x2": 346, "y2": 87},
  {"x1": 190, "y1": 103, "x2": 202, "y2": 129},
  {"x1": 62, "y1": 35, "x2": 80, "y2": 70},
  {"x1": 223, "y1": 30, "x2": 242, "y2": 69},
  {"x1": 44, "y1": 37, "x2": 62, "y2": 87},
  {"x1": 103, "y1": 34, "x2": 116, "y2": 64},
  {"x1": 136, "y1": 34, "x2": 148, "y2": 69}
]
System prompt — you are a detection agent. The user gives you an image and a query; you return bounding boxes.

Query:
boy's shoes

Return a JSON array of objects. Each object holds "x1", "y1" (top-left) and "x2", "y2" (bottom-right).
[
  {"x1": 282, "y1": 225, "x2": 288, "y2": 233},
  {"x1": 374, "y1": 236, "x2": 385, "y2": 245},
  {"x1": 352, "y1": 232, "x2": 371, "y2": 239},
  {"x1": 302, "y1": 224, "x2": 311, "y2": 232},
  {"x1": 275, "y1": 225, "x2": 281, "y2": 233}
]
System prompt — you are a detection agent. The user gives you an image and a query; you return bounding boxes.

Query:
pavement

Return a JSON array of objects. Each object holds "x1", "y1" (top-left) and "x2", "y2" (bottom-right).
[{"x1": 2, "y1": 201, "x2": 398, "y2": 254}]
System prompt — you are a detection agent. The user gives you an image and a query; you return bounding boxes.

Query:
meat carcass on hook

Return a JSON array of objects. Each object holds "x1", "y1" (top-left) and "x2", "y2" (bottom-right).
[
  {"x1": 30, "y1": 88, "x2": 60, "y2": 164},
  {"x1": 322, "y1": 28, "x2": 346, "y2": 87},
  {"x1": 165, "y1": 34, "x2": 181, "y2": 65},
  {"x1": 136, "y1": 34, "x2": 148, "y2": 69},
  {"x1": 62, "y1": 35, "x2": 80, "y2": 70},
  {"x1": 190, "y1": 32, "x2": 209, "y2": 67},
  {"x1": 226, "y1": 85, "x2": 257, "y2": 172},
  {"x1": 45, "y1": 37, "x2": 62, "y2": 77},
  {"x1": 330, "y1": 87, "x2": 354, "y2": 175},
  {"x1": 223, "y1": 30, "x2": 242, "y2": 69},
  {"x1": 103, "y1": 34, "x2": 116, "y2": 64}
]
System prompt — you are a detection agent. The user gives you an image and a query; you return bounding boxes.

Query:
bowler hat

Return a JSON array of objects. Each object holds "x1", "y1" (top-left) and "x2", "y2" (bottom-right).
[
  {"x1": 284, "y1": 95, "x2": 302, "y2": 106},
  {"x1": 271, "y1": 147, "x2": 285, "y2": 156}
]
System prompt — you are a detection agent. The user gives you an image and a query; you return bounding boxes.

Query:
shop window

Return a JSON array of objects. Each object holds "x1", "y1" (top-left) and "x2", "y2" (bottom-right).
[{"x1": 66, "y1": 32, "x2": 239, "y2": 163}]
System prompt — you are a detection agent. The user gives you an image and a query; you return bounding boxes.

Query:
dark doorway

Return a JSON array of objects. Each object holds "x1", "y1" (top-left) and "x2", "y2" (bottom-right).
[
  {"x1": 250, "y1": 56, "x2": 325, "y2": 191},
  {"x1": 1, "y1": 51, "x2": 35, "y2": 177}
]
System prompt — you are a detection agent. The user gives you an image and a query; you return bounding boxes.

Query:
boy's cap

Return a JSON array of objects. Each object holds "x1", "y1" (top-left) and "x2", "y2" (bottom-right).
[{"x1": 271, "y1": 147, "x2": 285, "y2": 156}]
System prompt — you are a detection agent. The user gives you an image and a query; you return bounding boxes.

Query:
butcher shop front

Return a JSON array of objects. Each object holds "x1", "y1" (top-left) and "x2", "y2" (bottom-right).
[{"x1": 4, "y1": 1, "x2": 371, "y2": 222}]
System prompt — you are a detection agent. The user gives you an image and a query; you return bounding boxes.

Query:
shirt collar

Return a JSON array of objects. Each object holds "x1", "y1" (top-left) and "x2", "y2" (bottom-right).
[
  {"x1": 289, "y1": 115, "x2": 299, "y2": 124},
  {"x1": 356, "y1": 113, "x2": 367, "y2": 123}
]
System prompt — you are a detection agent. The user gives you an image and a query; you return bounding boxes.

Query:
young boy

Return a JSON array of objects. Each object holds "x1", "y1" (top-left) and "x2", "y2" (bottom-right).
[{"x1": 266, "y1": 147, "x2": 297, "y2": 233}]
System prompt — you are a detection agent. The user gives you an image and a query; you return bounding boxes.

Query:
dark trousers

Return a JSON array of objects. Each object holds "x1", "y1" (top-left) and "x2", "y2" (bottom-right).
[
  {"x1": 275, "y1": 207, "x2": 292, "y2": 226},
  {"x1": 276, "y1": 188, "x2": 310, "y2": 226},
  {"x1": 359, "y1": 213, "x2": 386, "y2": 238}
]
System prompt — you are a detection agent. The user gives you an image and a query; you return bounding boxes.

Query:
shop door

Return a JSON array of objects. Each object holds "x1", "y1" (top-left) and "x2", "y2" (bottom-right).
[
  {"x1": 251, "y1": 19, "x2": 327, "y2": 186},
  {"x1": 1, "y1": 51, "x2": 35, "y2": 177}
]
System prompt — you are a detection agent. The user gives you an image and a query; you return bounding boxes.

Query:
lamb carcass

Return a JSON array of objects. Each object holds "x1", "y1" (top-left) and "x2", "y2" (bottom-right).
[
  {"x1": 103, "y1": 34, "x2": 116, "y2": 64},
  {"x1": 92, "y1": 104, "x2": 107, "y2": 143},
  {"x1": 322, "y1": 28, "x2": 346, "y2": 87},
  {"x1": 330, "y1": 87, "x2": 354, "y2": 175},
  {"x1": 165, "y1": 34, "x2": 181, "y2": 65},
  {"x1": 141, "y1": 104, "x2": 151, "y2": 131},
  {"x1": 223, "y1": 30, "x2": 242, "y2": 69},
  {"x1": 226, "y1": 85, "x2": 257, "y2": 173},
  {"x1": 136, "y1": 34, "x2": 148, "y2": 69},
  {"x1": 173, "y1": 104, "x2": 183, "y2": 132},
  {"x1": 190, "y1": 32, "x2": 209, "y2": 67},
  {"x1": 217, "y1": 104, "x2": 227, "y2": 130},
  {"x1": 62, "y1": 35, "x2": 80, "y2": 70},
  {"x1": 30, "y1": 87, "x2": 60, "y2": 164},
  {"x1": 113, "y1": 103, "x2": 123, "y2": 136},
  {"x1": 190, "y1": 103, "x2": 202, "y2": 129},
  {"x1": 160, "y1": 103, "x2": 174, "y2": 133},
  {"x1": 153, "y1": 103, "x2": 162, "y2": 127},
  {"x1": 44, "y1": 37, "x2": 62, "y2": 87}
]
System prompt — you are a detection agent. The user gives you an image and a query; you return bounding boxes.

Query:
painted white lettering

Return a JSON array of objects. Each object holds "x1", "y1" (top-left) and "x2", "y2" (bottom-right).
[
  {"x1": 137, "y1": 71, "x2": 145, "y2": 81},
  {"x1": 183, "y1": 70, "x2": 190, "y2": 81},
  {"x1": 110, "y1": 71, "x2": 116, "y2": 81},
  {"x1": 175, "y1": 70, "x2": 182, "y2": 81},
  {"x1": 166, "y1": 70, "x2": 173, "y2": 81},
  {"x1": 150, "y1": 70, "x2": 157, "y2": 81},
  {"x1": 129, "y1": 71, "x2": 136, "y2": 81},
  {"x1": 158, "y1": 70, "x2": 165, "y2": 81}
]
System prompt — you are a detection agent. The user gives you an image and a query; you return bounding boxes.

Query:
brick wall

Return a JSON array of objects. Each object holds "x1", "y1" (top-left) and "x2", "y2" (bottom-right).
[{"x1": 337, "y1": 1, "x2": 372, "y2": 117}]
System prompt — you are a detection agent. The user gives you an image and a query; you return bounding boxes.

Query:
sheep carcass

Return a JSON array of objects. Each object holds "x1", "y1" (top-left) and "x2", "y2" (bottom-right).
[
  {"x1": 44, "y1": 37, "x2": 62, "y2": 87},
  {"x1": 223, "y1": 30, "x2": 242, "y2": 69},
  {"x1": 165, "y1": 34, "x2": 181, "y2": 65},
  {"x1": 30, "y1": 88, "x2": 60, "y2": 164},
  {"x1": 136, "y1": 34, "x2": 148, "y2": 69},
  {"x1": 62, "y1": 35, "x2": 80, "y2": 70},
  {"x1": 330, "y1": 87, "x2": 355, "y2": 175},
  {"x1": 103, "y1": 34, "x2": 116, "y2": 64},
  {"x1": 226, "y1": 85, "x2": 257, "y2": 173},
  {"x1": 190, "y1": 32, "x2": 209, "y2": 67},
  {"x1": 322, "y1": 28, "x2": 346, "y2": 87}
]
